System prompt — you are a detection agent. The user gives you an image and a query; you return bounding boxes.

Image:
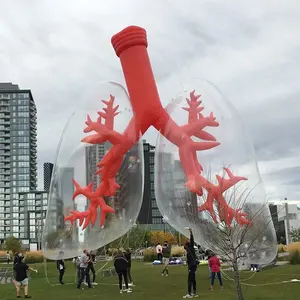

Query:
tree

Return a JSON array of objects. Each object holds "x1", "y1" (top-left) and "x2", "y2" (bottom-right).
[
  {"x1": 5, "y1": 236, "x2": 22, "y2": 253},
  {"x1": 109, "y1": 225, "x2": 151, "y2": 250},
  {"x1": 150, "y1": 231, "x2": 177, "y2": 245},
  {"x1": 198, "y1": 183, "x2": 278, "y2": 300},
  {"x1": 290, "y1": 228, "x2": 300, "y2": 242}
]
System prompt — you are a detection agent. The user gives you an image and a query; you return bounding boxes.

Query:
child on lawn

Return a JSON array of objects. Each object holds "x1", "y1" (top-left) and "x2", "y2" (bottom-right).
[{"x1": 208, "y1": 252, "x2": 223, "y2": 291}]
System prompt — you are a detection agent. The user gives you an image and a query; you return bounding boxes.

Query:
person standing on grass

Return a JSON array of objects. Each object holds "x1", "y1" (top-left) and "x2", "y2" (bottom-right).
[
  {"x1": 56, "y1": 251, "x2": 65, "y2": 285},
  {"x1": 6, "y1": 251, "x2": 11, "y2": 264},
  {"x1": 208, "y1": 252, "x2": 223, "y2": 291},
  {"x1": 156, "y1": 243, "x2": 163, "y2": 261},
  {"x1": 14, "y1": 254, "x2": 38, "y2": 298},
  {"x1": 114, "y1": 250, "x2": 132, "y2": 294},
  {"x1": 89, "y1": 251, "x2": 98, "y2": 285},
  {"x1": 77, "y1": 249, "x2": 93, "y2": 290},
  {"x1": 161, "y1": 240, "x2": 171, "y2": 276},
  {"x1": 124, "y1": 248, "x2": 133, "y2": 286},
  {"x1": 183, "y1": 228, "x2": 199, "y2": 298}
]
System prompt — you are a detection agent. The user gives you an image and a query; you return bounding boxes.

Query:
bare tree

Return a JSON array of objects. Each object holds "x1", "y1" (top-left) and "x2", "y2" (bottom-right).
[{"x1": 197, "y1": 178, "x2": 278, "y2": 300}]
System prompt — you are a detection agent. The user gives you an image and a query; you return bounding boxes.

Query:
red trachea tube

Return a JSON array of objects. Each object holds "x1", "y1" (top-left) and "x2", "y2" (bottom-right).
[{"x1": 111, "y1": 26, "x2": 165, "y2": 134}]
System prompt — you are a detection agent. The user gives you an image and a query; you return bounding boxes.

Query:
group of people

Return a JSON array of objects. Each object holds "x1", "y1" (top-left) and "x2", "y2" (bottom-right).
[
  {"x1": 69, "y1": 248, "x2": 133, "y2": 294},
  {"x1": 8, "y1": 229, "x2": 224, "y2": 298},
  {"x1": 72, "y1": 250, "x2": 98, "y2": 289},
  {"x1": 155, "y1": 228, "x2": 223, "y2": 298}
]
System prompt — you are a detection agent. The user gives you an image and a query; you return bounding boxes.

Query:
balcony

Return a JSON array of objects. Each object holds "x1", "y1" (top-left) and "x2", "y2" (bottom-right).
[
  {"x1": 0, "y1": 101, "x2": 9, "y2": 106},
  {"x1": 0, "y1": 134, "x2": 10, "y2": 140},
  {"x1": 0, "y1": 138, "x2": 10, "y2": 144}
]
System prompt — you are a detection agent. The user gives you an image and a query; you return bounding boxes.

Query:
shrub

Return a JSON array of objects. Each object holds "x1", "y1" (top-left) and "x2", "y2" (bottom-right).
[
  {"x1": 278, "y1": 244, "x2": 286, "y2": 253},
  {"x1": 24, "y1": 251, "x2": 44, "y2": 264},
  {"x1": 288, "y1": 249, "x2": 300, "y2": 265},
  {"x1": 171, "y1": 246, "x2": 185, "y2": 257},
  {"x1": 150, "y1": 231, "x2": 177, "y2": 245},
  {"x1": 287, "y1": 242, "x2": 300, "y2": 253},
  {"x1": 143, "y1": 248, "x2": 157, "y2": 262}
]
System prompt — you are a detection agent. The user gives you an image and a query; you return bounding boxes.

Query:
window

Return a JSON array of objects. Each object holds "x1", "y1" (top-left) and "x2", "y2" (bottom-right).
[
  {"x1": 151, "y1": 182, "x2": 155, "y2": 190},
  {"x1": 151, "y1": 190, "x2": 156, "y2": 199},
  {"x1": 152, "y1": 218, "x2": 162, "y2": 224},
  {"x1": 152, "y1": 200, "x2": 157, "y2": 208},
  {"x1": 152, "y1": 209, "x2": 161, "y2": 217},
  {"x1": 30, "y1": 219, "x2": 35, "y2": 225},
  {"x1": 13, "y1": 226, "x2": 19, "y2": 232},
  {"x1": 149, "y1": 155, "x2": 154, "y2": 163},
  {"x1": 30, "y1": 233, "x2": 36, "y2": 238},
  {"x1": 12, "y1": 213, "x2": 18, "y2": 218},
  {"x1": 30, "y1": 226, "x2": 35, "y2": 232}
]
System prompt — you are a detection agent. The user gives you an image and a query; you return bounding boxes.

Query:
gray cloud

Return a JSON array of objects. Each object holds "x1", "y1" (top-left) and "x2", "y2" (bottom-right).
[{"x1": 0, "y1": 0, "x2": 299, "y2": 199}]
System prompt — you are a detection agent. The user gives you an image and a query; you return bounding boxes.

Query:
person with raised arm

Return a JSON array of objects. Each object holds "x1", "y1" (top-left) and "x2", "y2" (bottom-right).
[
  {"x1": 14, "y1": 254, "x2": 38, "y2": 298},
  {"x1": 183, "y1": 228, "x2": 199, "y2": 298}
]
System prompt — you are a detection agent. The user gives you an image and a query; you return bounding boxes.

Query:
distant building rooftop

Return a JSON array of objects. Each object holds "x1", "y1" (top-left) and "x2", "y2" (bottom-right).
[{"x1": 0, "y1": 82, "x2": 20, "y2": 90}]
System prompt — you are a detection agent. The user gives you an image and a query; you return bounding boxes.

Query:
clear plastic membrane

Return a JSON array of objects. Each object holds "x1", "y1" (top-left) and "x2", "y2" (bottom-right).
[
  {"x1": 42, "y1": 82, "x2": 144, "y2": 260},
  {"x1": 155, "y1": 79, "x2": 277, "y2": 265}
]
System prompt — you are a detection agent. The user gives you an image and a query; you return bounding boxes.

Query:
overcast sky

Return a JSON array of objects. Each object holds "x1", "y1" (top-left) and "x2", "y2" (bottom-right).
[{"x1": 0, "y1": 0, "x2": 299, "y2": 200}]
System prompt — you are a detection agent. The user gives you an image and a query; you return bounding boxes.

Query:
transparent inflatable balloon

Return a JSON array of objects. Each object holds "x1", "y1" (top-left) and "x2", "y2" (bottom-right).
[
  {"x1": 155, "y1": 79, "x2": 277, "y2": 265},
  {"x1": 42, "y1": 82, "x2": 144, "y2": 260}
]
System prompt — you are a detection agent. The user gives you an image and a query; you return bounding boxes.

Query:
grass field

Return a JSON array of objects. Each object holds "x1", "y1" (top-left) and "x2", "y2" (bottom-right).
[{"x1": 1, "y1": 261, "x2": 300, "y2": 300}]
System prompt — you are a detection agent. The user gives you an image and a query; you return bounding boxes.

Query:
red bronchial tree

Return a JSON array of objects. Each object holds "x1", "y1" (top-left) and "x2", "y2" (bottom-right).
[
  {"x1": 65, "y1": 91, "x2": 250, "y2": 229},
  {"x1": 64, "y1": 26, "x2": 250, "y2": 230}
]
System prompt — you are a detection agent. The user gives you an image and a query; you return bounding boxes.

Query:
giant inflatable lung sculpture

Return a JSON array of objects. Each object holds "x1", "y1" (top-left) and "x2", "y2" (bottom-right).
[
  {"x1": 44, "y1": 26, "x2": 276, "y2": 264},
  {"x1": 64, "y1": 26, "x2": 249, "y2": 227}
]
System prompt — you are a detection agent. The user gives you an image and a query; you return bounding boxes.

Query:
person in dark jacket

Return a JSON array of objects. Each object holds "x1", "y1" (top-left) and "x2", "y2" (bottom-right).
[
  {"x1": 114, "y1": 251, "x2": 132, "y2": 294},
  {"x1": 183, "y1": 228, "x2": 198, "y2": 298},
  {"x1": 124, "y1": 248, "x2": 133, "y2": 286},
  {"x1": 14, "y1": 254, "x2": 38, "y2": 298},
  {"x1": 56, "y1": 251, "x2": 65, "y2": 285},
  {"x1": 89, "y1": 251, "x2": 97, "y2": 285}
]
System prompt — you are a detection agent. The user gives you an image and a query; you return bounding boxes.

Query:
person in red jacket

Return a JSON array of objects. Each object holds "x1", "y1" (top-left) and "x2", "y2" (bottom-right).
[{"x1": 208, "y1": 253, "x2": 223, "y2": 291}]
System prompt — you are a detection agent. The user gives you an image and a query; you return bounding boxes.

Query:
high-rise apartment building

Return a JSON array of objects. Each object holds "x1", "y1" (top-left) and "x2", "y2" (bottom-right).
[
  {"x1": 137, "y1": 141, "x2": 198, "y2": 231},
  {"x1": 0, "y1": 83, "x2": 37, "y2": 244},
  {"x1": 85, "y1": 143, "x2": 108, "y2": 190},
  {"x1": 138, "y1": 141, "x2": 164, "y2": 230},
  {"x1": 43, "y1": 162, "x2": 54, "y2": 191}
]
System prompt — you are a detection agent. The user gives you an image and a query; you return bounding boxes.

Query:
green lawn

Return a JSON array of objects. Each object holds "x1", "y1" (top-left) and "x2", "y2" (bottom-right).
[{"x1": 1, "y1": 261, "x2": 300, "y2": 299}]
